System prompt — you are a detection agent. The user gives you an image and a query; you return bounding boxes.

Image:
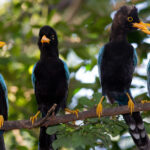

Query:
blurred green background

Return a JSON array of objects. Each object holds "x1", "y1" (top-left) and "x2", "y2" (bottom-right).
[{"x1": 0, "y1": 0, "x2": 150, "y2": 149}]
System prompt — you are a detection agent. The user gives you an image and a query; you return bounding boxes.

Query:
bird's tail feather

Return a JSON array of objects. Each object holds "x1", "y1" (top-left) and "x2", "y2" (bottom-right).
[
  {"x1": 0, "y1": 134, "x2": 6, "y2": 150},
  {"x1": 107, "y1": 91, "x2": 150, "y2": 150},
  {"x1": 123, "y1": 112, "x2": 150, "y2": 150},
  {"x1": 38, "y1": 127, "x2": 57, "y2": 150}
]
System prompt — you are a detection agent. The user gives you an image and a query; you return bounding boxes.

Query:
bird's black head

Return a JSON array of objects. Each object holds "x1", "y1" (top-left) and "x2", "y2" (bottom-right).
[
  {"x1": 112, "y1": 6, "x2": 140, "y2": 32},
  {"x1": 38, "y1": 25, "x2": 59, "y2": 57},
  {"x1": 38, "y1": 25, "x2": 58, "y2": 48},
  {"x1": 111, "y1": 5, "x2": 150, "y2": 37}
]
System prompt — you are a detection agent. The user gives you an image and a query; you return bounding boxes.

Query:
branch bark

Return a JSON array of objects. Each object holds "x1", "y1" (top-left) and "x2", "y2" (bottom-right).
[{"x1": 1, "y1": 103, "x2": 150, "y2": 131}]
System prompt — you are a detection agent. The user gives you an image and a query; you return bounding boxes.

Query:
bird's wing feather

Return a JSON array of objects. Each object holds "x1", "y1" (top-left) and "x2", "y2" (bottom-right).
[
  {"x1": 61, "y1": 60, "x2": 70, "y2": 83},
  {"x1": 0, "y1": 74, "x2": 8, "y2": 109},
  {"x1": 97, "y1": 46, "x2": 105, "y2": 82},
  {"x1": 31, "y1": 63, "x2": 37, "y2": 89},
  {"x1": 133, "y1": 48, "x2": 138, "y2": 68},
  {"x1": 147, "y1": 60, "x2": 150, "y2": 96}
]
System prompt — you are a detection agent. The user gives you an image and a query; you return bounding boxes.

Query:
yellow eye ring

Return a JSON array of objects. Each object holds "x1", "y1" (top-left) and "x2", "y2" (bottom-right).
[{"x1": 128, "y1": 17, "x2": 133, "y2": 22}]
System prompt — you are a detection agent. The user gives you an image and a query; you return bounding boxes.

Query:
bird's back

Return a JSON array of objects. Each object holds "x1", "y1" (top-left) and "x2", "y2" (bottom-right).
[{"x1": 101, "y1": 41, "x2": 134, "y2": 94}]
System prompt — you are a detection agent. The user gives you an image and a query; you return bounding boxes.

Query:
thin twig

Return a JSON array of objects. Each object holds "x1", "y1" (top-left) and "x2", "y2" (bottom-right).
[{"x1": 32, "y1": 104, "x2": 57, "y2": 128}]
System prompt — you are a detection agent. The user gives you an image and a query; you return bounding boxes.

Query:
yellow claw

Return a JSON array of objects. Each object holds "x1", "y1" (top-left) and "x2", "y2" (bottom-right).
[
  {"x1": 30, "y1": 111, "x2": 40, "y2": 125},
  {"x1": 0, "y1": 115, "x2": 4, "y2": 128},
  {"x1": 65, "y1": 108, "x2": 79, "y2": 118},
  {"x1": 141, "y1": 100, "x2": 150, "y2": 104},
  {"x1": 126, "y1": 93, "x2": 134, "y2": 114},
  {"x1": 96, "y1": 96, "x2": 105, "y2": 118},
  {"x1": 0, "y1": 41, "x2": 5, "y2": 48}
]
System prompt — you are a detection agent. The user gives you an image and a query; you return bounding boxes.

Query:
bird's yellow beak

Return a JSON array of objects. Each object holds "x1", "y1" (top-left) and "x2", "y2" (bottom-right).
[
  {"x1": 0, "y1": 41, "x2": 6, "y2": 48},
  {"x1": 41, "y1": 35, "x2": 50, "y2": 44},
  {"x1": 133, "y1": 21, "x2": 150, "y2": 34}
]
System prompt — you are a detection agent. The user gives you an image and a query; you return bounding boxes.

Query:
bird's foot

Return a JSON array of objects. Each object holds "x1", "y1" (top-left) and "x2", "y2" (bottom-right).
[
  {"x1": 141, "y1": 100, "x2": 150, "y2": 104},
  {"x1": 126, "y1": 93, "x2": 134, "y2": 114},
  {"x1": 0, "y1": 115, "x2": 4, "y2": 128},
  {"x1": 96, "y1": 96, "x2": 105, "y2": 118},
  {"x1": 0, "y1": 41, "x2": 5, "y2": 48},
  {"x1": 65, "y1": 108, "x2": 79, "y2": 118},
  {"x1": 30, "y1": 111, "x2": 40, "y2": 125}
]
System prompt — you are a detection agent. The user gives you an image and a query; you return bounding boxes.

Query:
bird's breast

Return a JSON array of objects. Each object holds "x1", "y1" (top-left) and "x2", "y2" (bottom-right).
[
  {"x1": 100, "y1": 43, "x2": 134, "y2": 92},
  {"x1": 35, "y1": 60, "x2": 67, "y2": 90}
]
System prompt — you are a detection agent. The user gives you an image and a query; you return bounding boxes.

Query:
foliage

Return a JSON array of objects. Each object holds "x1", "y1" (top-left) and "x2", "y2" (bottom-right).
[{"x1": 0, "y1": 0, "x2": 150, "y2": 149}]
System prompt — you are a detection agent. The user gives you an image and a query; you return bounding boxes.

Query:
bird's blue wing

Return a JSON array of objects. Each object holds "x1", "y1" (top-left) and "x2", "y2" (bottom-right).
[
  {"x1": 147, "y1": 60, "x2": 150, "y2": 97},
  {"x1": 97, "y1": 46, "x2": 105, "y2": 82},
  {"x1": 61, "y1": 60, "x2": 70, "y2": 83},
  {"x1": 31, "y1": 64, "x2": 37, "y2": 90},
  {"x1": 133, "y1": 48, "x2": 138, "y2": 68},
  {"x1": 97, "y1": 47, "x2": 137, "y2": 77},
  {"x1": 0, "y1": 74, "x2": 8, "y2": 110}
]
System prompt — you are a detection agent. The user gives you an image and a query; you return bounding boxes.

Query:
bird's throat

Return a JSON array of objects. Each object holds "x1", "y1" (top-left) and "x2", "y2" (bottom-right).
[
  {"x1": 110, "y1": 24, "x2": 127, "y2": 42},
  {"x1": 110, "y1": 30, "x2": 127, "y2": 42},
  {"x1": 40, "y1": 46, "x2": 59, "y2": 59}
]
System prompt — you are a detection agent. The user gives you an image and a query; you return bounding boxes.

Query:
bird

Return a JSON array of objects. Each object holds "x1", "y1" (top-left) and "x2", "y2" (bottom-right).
[
  {"x1": 0, "y1": 41, "x2": 8, "y2": 150},
  {"x1": 30, "y1": 25, "x2": 78, "y2": 150},
  {"x1": 97, "y1": 5, "x2": 150, "y2": 149}
]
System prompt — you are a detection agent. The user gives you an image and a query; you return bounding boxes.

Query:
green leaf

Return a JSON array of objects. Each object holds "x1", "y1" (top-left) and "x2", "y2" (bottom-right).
[{"x1": 46, "y1": 125, "x2": 64, "y2": 135}]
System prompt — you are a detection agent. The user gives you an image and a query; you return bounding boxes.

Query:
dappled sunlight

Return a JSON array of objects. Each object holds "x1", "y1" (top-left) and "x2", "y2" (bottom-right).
[{"x1": 75, "y1": 66, "x2": 98, "y2": 83}]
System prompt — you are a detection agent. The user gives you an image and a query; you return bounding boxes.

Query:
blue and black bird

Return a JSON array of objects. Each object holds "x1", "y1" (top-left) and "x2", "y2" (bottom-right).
[
  {"x1": 31, "y1": 25, "x2": 78, "y2": 150},
  {"x1": 97, "y1": 6, "x2": 150, "y2": 149},
  {"x1": 0, "y1": 41, "x2": 8, "y2": 150}
]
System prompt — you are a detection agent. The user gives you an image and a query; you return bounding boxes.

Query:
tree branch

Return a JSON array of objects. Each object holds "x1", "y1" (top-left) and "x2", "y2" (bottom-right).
[
  {"x1": 31, "y1": 104, "x2": 57, "y2": 128},
  {"x1": 1, "y1": 103, "x2": 150, "y2": 131}
]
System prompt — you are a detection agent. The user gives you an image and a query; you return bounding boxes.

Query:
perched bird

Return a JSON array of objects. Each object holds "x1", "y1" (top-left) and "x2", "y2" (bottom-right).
[
  {"x1": 31, "y1": 26, "x2": 77, "y2": 150},
  {"x1": 0, "y1": 41, "x2": 8, "y2": 150},
  {"x1": 97, "y1": 6, "x2": 150, "y2": 149}
]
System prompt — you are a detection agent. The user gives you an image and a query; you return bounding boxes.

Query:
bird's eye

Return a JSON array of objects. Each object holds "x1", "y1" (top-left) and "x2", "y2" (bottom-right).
[{"x1": 128, "y1": 17, "x2": 133, "y2": 22}]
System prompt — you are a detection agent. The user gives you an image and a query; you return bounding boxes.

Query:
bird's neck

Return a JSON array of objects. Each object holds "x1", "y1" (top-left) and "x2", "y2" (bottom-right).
[
  {"x1": 40, "y1": 46, "x2": 59, "y2": 59},
  {"x1": 110, "y1": 25, "x2": 128, "y2": 42}
]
